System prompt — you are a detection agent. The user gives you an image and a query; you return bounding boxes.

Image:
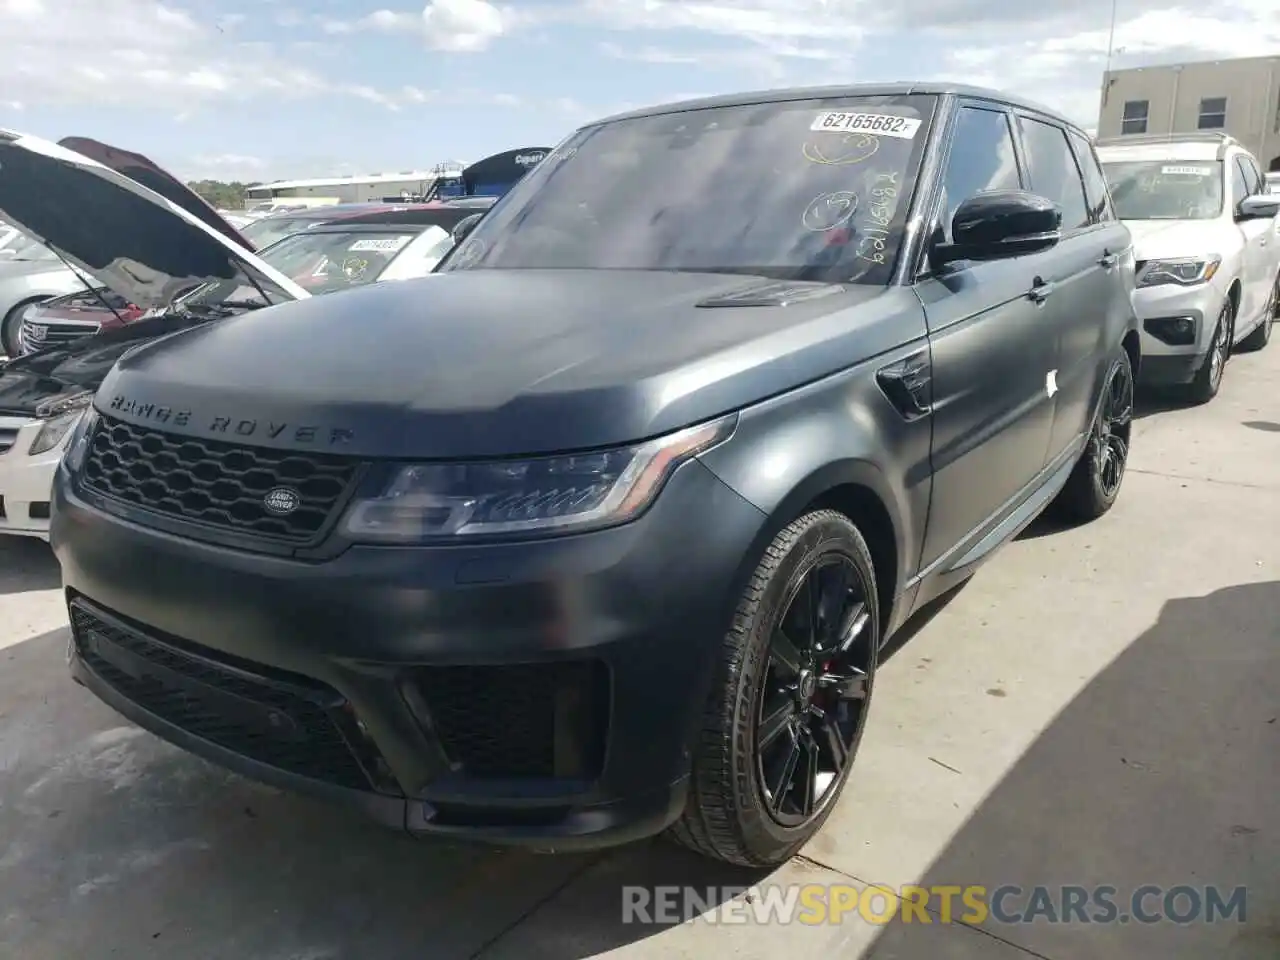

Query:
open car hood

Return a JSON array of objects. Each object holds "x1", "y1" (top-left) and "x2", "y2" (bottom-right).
[{"x1": 0, "y1": 129, "x2": 309, "y2": 310}]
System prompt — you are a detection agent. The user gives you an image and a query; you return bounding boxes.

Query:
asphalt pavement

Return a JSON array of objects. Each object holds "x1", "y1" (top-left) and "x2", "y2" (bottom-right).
[{"x1": 1, "y1": 340, "x2": 1277, "y2": 960}]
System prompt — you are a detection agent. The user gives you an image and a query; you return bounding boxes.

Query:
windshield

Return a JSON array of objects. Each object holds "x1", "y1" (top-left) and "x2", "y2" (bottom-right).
[
  {"x1": 0, "y1": 230, "x2": 61, "y2": 261},
  {"x1": 259, "y1": 228, "x2": 425, "y2": 294},
  {"x1": 241, "y1": 216, "x2": 319, "y2": 249},
  {"x1": 1101, "y1": 160, "x2": 1224, "y2": 220},
  {"x1": 442, "y1": 94, "x2": 935, "y2": 284}
]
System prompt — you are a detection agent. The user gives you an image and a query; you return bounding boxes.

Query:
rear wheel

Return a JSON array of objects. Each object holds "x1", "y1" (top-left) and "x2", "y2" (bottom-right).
[
  {"x1": 1239, "y1": 273, "x2": 1277, "y2": 352},
  {"x1": 669, "y1": 509, "x2": 879, "y2": 867},
  {"x1": 1183, "y1": 298, "x2": 1233, "y2": 404},
  {"x1": 1052, "y1": 348, "x2": 1133, "y2": 523}
]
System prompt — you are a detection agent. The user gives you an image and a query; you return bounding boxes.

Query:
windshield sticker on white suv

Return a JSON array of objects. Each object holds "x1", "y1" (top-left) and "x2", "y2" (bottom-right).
[
  {"x1": 349, "y1": 236, "x2": 412, "y2": 252},
  {"x1": 1160, "y1": 165, "x2": 1213, "y2": 177},
  {"x1": 811, "y1": 112, "x2": 921, "y2": 139}
]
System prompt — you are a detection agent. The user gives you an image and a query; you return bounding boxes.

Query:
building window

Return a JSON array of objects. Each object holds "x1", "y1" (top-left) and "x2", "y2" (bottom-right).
[
  {"x1": 1121, "y1": 100, "x2": 1149, "y2": 135},
  {"x1": 1198, "y1": 97, "x2": 1227, "y2": 130}
]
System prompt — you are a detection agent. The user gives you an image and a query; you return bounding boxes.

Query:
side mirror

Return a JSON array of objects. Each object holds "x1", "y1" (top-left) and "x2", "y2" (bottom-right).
[
  {"x1": 1236, "y1": 194, "x2": 1280, "y2": 220},
  {"x1": 452, "y1": 213, "x2": 484, "y2": 245},
  {"x1": 931, "y1": 190, "x2": 1062, "y2": 269}
]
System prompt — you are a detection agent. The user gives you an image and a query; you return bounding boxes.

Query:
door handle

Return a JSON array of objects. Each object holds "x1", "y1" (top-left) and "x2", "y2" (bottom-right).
[
  {"x1": 1098, "y1": 252, "x2": 1118, "y2": 268},
  {"x1": 1029, "y1": 279, "x2": 1056, "y2": 303}
]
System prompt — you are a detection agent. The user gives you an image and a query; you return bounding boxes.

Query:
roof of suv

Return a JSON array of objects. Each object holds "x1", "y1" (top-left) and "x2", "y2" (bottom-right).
[
  {"x1": 1094, "y1": 132, "x2": 1243, "y2": 163},
  {"x1": 595, "y1": 82, "x2": 1076, "y2": 132}
]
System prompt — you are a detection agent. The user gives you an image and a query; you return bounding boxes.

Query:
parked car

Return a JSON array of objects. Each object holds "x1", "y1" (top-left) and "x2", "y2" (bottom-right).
[
  {"x1": 1096, "y1": 133, "x2": 1279, "y2": 402},
  {"x1": 0, "y1": 128, "x2": 309, "y2": 539},
  {"x1": 17, "y1": 206, "x2": 472, "y2": 354},
  {"x1": 0, "y1": 236, "x2": 89, "y2": 357},
  {"x1": 1265, "y1": 172, "x2": 1280, "y2": 195},
  {"x1": 49, "y1": 83, "x2": 1140, "y2": 867},
  {"x1": 239, "y1": 203, "x2": 411, "y2": 250},
  {"x1": 17, "y1": 288, "x2": 145, "y2": 356}
]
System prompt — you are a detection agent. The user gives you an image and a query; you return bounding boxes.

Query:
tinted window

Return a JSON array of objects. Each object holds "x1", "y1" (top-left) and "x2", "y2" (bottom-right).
[
  {"x1": 937, "y1": 106, "x2": 1021, "y2": 242},
  {"x1": 1018, "y1": 117, "x2": 1089, "y2": 230},
  {"x1": 1198, "y1": 97, "x2": 1227, "y2": 130},
  {"x1": 1121, "y1": 100, "x2": 1148, "y2": 136},
  {"x1": 1102, "y1": 161, "x2": 1223, "y2": 220},
  {"x1": 440, "y1": 94, "x2": 937, "y2": 285},
  {"x1": 1238, "y1": 155, "x2": 1264, "y2": 194},
  {"x1": 1230, "y1": 158, "x2": 1250, "y2": 205},
  {"x1": 1068, "y1": 131, "x2": 1114, "y2": 223}
]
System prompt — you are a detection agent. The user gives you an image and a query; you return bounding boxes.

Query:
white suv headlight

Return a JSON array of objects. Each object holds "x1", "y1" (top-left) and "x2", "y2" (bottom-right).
[
  {"x1": 29, "y1": 391, "x2": 95, "y2": 456},
  {"x1": 1137, "y1": 256, "x2": 1221, "y2": 288}
]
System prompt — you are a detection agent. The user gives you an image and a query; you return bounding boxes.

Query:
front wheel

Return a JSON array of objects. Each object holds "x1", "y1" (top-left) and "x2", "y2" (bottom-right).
[
  {"x1": 1183, "y1": 298, "x2": 1233, "y2": 403},
  {"x1": 1239, "y1": 273, "x2": 1277, "y2": 352},
  {"x1": 1052, "y1": 348, "x2": 1133, "y2": 523},
  {"x1": 669, "y1": 509, "x2": 880, "y2": 867}
]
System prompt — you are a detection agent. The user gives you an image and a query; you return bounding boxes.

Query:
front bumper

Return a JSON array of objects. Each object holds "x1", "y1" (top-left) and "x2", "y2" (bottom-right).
[
  {"x1": 52, "y1": 455, "x2": 767, "y2": 849},
  {"x1": 0, "y1": 414, "x2": 64, "y2": 540},
  {"x1": 1131, "y1": 280, "x2": 1225, "y2": 385}
]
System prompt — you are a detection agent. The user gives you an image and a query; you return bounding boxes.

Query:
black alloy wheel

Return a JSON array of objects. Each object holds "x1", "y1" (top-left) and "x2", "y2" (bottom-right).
[
  {"x1": 670, "y1": 509, "x2": 881, "y2": 867},
  {"x1": 1052, "y1": 347, "x2": 1134, "y2": 522},
  {"x1": 756, "y1": 555, "x2": 873, "y2": 826},
  {"x1": 1092, "y1": 352, "x2": 1133, "y2": 500}
]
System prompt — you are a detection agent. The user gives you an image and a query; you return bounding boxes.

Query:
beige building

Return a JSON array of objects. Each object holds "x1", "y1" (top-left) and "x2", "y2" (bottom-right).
[{"x1": 1096, "y1": 55, "x2": 1280, "y2": 171}]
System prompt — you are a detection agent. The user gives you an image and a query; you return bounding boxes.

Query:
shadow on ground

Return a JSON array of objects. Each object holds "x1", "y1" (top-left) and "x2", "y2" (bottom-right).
[
  {"x1": 860, "y1": 580, "x2": 1280, "y2": 959},
  {"x1": 1133, "y1": 390, "x2": 1191, "y2": 423},
  {"x1": 0, "y1": 535, "x2": 60, "y2": 596}
]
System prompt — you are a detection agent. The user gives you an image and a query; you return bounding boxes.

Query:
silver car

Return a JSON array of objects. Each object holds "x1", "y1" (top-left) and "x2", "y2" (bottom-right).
[
  {"x1": 0, "y1": 233, "x2": 85, "y2": 358},
  {"x1": 1097, "y1": 133, "x2": 1280, "y2": 403}
]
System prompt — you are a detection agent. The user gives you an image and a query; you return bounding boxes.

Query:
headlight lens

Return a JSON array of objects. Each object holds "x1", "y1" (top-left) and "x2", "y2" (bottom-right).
[
  {"x1": 29, "y1": 392, "x2": 96, "y2": 456},
  {"x1": 60, "y1": 407, "x2": 98, "y2": 472},
  {"x1": 341, "y1": 415, "x2": 736, "y2": 544},
  {"x1": 1137, "y1": 256, "x2": 1221, "y2": 288}
]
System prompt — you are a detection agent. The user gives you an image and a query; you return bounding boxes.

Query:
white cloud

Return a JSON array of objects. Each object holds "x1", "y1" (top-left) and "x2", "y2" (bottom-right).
[
  {"x1": 421, "y1": 0, "x2": 506, "y2": 52},
  {"x1": 0, "y1": 0, "x2": 405, "y2": 110}
]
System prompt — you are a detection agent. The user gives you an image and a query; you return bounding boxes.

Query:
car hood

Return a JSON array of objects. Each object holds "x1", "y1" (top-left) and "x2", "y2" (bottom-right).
[
  {"x1": 97, "y1": 269, "x2": 925, "y2": 459},
  {"x1": 0, "y1": 129, "x2": 309, "y2": 310},
  {"x1": 0, "y1": 310, "x2": 212, "y2": 417},
  {"x1": 1123, "y1": 218, "x2": 1237, "y2": 261}
]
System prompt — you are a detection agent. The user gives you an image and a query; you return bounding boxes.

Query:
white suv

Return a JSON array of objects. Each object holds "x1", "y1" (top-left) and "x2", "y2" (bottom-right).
[{"x1": 1096, "y1": 133, "x2": 1279, "y2": 403}]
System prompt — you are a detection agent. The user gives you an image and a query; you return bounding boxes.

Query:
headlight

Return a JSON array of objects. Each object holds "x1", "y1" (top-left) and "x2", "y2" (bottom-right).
[
  {"x1": 29, "y1": 392, "x2": 96, "y2": 456},
  {"x1": 60, "y1": 407, "x2": 98, "y2": 472},
  {"x1": 1137, "y1": 257, "x2": 1221, "y2": 288},
  {"x1": 340, "y1": 415, "x2": 736, "y2": 544}
]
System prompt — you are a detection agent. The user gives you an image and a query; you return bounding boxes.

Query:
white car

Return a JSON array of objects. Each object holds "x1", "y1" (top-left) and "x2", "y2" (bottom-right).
[
  {"x1": 0, "y1": 129, "x2": 311, "y2": 539},
  {"x1": 1096, "y1": 133, "x2": 1280, "y2": 403}
]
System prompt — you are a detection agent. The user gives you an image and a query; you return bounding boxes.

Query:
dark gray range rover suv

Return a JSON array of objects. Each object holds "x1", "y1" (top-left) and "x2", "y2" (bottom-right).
[{"x1": 51, "y1": 83, "x2": 1140, "y2": 867}]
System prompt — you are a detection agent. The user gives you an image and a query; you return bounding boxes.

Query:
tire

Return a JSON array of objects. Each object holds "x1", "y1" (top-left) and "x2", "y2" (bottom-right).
[
  {"x1": 668, "y1": 509, "x2": 880, "y2": 867},
  {"x1": 1, "y1": 297, "x2": 49, "y2": 358},
  {"x1": 1182, "y1": 297, "x2": 1233, "y2": 404},
  {"x1": 1239, "y1": 273, "x2": 1277, "y2": 352},
  {"x1": 1052, "y1": 347, "x2": 1133, "y2": 523}
]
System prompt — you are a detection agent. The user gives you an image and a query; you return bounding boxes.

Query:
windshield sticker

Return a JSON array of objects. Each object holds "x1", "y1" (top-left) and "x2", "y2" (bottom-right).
[
  {"x1": 855, "y1": 172, "x2": 901, "y2": 265},
  {"x1": 348, "y1": 235, "x2": 412, "y2": 253},
  {"x1": 1160, "y1": 165, "x2": 1214, "y2": 177},
  {"x1": 802, "y1": 133, "x2": 881, "y2": 166},
  {"x1": 801, "y1": 191, "x2": 859, "y2": 232},
  {"x1": 811, "y1": 112, "x2": 920, "y2": 139},
  {"x1": 342, "y1": 257, "x2": 371, "y2": 280}
]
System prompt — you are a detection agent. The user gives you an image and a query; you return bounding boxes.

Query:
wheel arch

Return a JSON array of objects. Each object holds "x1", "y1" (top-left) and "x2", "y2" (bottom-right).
[{"x1": 723, "y1": 460, "x2": 906, "y2": 640}]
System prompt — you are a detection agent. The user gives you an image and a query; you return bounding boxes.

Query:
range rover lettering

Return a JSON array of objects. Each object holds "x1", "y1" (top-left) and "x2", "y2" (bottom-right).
[{"x1": 43, "y1": 85, "x2": 1141, "y2": 866}]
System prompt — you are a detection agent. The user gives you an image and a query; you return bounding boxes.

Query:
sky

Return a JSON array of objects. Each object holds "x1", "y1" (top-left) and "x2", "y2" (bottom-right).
[{"x1": 1, "y1": 0, "x2": 1278, "y2": 183}]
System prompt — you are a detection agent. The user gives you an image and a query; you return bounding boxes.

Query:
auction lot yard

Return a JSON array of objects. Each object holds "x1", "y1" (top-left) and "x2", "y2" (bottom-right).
[{"x1": 2, "y1": 347, "x2": 1277, "y2": 960}]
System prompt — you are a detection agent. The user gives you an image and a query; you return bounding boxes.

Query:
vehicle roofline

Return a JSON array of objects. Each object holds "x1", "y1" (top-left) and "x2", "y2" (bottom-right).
[{"x1": 585, "y1": 83, "x2": 1080, "y2": 133}]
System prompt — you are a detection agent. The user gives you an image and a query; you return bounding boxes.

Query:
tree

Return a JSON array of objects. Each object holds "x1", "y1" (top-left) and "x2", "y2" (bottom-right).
[{"x1": 185, "y1": 179, "x2": 262, "y2": 210}]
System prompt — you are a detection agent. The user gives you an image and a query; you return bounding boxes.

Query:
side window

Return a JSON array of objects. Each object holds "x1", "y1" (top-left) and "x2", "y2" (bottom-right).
[
  {"x1": 1121, "y1": 100, "x2": 1148, "y2": 135},
  {"x1": 1239, "y1": 155, "x2": 1264, "y2": 195},
  {"x1": 1067, "y1": 130, "x2": 1115, "y2": 224},
  {"x1": 1230, "y1": 158, "x2": 1251, "y2": 206},
  {"x1": 1017, "y1": 116, "x2": 1090, "y2": 231},
  {"x1": 937, "y1": 106, "x2": 1022, "y2": 243}
]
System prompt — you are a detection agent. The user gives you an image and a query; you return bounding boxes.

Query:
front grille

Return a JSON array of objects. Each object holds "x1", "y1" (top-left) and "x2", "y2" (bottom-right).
[
  {"x1": 81, "y1": 414, "x2": 359, "y2": 542},
  {"x1": 70, "y1": 601, "x2": 384, "y2": 792},
  {"x1": 414, "y1": 660, "x2": 609, "y2": 780},
  {"x1": 20, "y1": 318, "x2": 99, "y2": 355}
]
